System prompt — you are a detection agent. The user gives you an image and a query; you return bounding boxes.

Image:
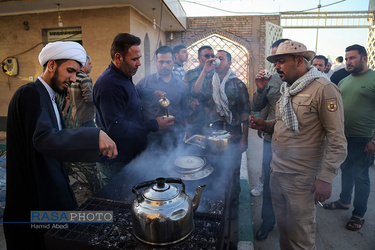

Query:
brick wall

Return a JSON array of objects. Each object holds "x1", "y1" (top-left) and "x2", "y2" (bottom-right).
[{"x1": 0, "y1": 6, "x2": 163, "y2": 120}]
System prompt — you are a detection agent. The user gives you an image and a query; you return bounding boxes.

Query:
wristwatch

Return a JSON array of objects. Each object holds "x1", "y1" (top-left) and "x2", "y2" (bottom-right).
[{"x1": 371, "y1": 140, "x2": 375, "y2": 144}]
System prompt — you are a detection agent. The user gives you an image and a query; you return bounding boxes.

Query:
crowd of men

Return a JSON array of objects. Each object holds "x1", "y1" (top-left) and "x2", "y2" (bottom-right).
[{"x1": 4, "y1": 33, "x2": 374, "y2": 250}]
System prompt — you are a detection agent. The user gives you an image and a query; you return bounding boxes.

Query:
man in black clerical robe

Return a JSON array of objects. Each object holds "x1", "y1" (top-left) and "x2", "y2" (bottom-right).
[{"x1": 4, "y1": 41, "x2": 117, "y2": 250}]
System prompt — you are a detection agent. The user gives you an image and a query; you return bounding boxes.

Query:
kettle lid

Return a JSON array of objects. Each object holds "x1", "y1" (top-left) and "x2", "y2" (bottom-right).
[{"x1": 142, "y1": 178, "x2": 180, "y2": 201}]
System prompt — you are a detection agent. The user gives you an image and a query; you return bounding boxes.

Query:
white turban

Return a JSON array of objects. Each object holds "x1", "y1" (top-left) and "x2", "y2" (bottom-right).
[{"x1": 38, "y1": 41, "x2": 87, "y2": 67}]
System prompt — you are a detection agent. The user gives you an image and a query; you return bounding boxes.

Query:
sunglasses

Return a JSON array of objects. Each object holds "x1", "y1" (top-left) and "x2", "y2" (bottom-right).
[{"x1": 202, "y1": 54, "x2": 215, "y2": 59}]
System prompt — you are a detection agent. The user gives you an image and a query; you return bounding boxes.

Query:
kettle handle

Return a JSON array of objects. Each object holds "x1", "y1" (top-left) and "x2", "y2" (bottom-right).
[
  {"x1": 209, "y1": 119, "x2": 226, "y2": 131},
  {"x1": 132, "y1": 177, "x2": 185, "y2": 200},
  {"x1": 132, "y1": 180, "x2": 155, "y2": 197},
  {"x1": 165, "y1": 178, "x2": 185, "y2": 193}
]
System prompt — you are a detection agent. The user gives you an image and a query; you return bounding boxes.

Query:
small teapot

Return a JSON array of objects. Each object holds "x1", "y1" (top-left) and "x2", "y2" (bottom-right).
[
  {"x1": 159, "y1": 95, "x2": 170, "y2": 117},
  {"x1": 159, "y1": 95, "x2": 170, "y2": 108},
  {"x1": 131, "y1": 177, "x2": 206, "y2": 246}
]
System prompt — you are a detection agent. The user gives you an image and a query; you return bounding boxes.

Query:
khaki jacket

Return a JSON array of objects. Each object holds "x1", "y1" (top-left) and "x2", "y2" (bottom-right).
[{"x1": 265, "y1": 77, "x2": 347, "y2": 183}]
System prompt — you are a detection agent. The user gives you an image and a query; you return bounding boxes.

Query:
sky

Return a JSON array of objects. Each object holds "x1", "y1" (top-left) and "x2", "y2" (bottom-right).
[{"x1": 180, "y1": 0, "x2": 372, "y2": 61}]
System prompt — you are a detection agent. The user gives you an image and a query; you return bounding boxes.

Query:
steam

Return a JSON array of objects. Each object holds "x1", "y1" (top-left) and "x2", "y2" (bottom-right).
[{"x1": 105, "y1": 133, "x2": 240, "y2": 213}]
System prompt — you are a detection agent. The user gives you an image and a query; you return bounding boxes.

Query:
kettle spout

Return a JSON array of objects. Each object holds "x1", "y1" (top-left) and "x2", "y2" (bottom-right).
[{"x1": 192, "y1": 185, "x2": 206, "y2": 212}]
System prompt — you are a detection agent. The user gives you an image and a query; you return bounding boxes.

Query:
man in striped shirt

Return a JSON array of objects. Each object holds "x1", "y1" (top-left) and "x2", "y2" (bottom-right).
[{"x1": 67, "y1": 56, "x2": 96, "y2": 127}]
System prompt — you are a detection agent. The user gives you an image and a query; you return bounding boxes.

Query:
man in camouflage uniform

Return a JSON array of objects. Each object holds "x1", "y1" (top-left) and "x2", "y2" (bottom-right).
[
  {"x1": 191, "y1": 50, "x2": 250, "y2": 151},
  {"x1": 192, "y1": 49, "x2": 251, "y2": 205},
  {"x1": 183, "y1": 45, "x2": 215, "y2": 138}
]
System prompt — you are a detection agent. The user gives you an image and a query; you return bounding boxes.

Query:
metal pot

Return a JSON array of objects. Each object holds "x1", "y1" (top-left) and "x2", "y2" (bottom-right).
[
  {"x1": 131, "y1": 177, "x2": 205, "y2": 246},
  {"x1": 185, "y1": 132, "x2": 232, "y2": 152},
  {"x1": 185, "y1": 120, "x2": 233, "y2": 152}
]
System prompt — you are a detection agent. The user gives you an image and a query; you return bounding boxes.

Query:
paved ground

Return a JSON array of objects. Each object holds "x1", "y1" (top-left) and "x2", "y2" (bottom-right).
[{"x1": 246, "y1": 128, "x2": 375, "y2": 250}]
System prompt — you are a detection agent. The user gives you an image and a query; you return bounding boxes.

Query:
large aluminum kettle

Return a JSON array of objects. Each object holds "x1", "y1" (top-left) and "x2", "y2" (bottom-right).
[{"x1": 131, "y1": 177, "x2": 206, "y2": 246}]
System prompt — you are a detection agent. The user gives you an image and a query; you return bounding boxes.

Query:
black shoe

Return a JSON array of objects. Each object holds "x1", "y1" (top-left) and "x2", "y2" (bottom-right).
[{"x1": 256, "y1": 224, "x2": 274, "y2": 241}]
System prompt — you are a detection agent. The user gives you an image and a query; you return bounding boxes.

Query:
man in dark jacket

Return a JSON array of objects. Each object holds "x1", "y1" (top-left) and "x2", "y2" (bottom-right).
[
  {"x1": 137, "y1": 46, "x2": 189, "y2": 147},
  {"x1": 93, "y1": 33, "x2": 174, "y2": 187},
  {"x1": 4, "y1": 41, "x2": 117, "y2": 249}
]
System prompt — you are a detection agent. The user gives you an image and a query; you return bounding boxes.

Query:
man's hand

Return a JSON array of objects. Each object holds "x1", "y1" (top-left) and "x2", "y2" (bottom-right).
[
  {"x1": 364, "y1": 141, "x2": 375, "y2": 156},
  {"x1": 193, "y1": 58, "x2": 216, "y2": 93},
  {"x1": 311, "y1": 179, "x2": 332, "y2": 204},
  {"x1": 255, "y1": 70, "x2": 272, "y2": 90},
  {"x1": 154, "y1": 90, "x2": 166, "y2": 101},
  {"x1": 156, "y1": 116, "x2": 175, "y2": 130},
  {"x1": 99, "y1": 130, "x2": 118, "y2": 159},
  {"x1": 189, "y1": 99, "x2": 200, "y2": 111},
  {"x1": 202, "y1": 58, "x2": 217, "y2": 74},
  {"x1": 249, "y1": 115, "x2": 266, "y2": 131}
]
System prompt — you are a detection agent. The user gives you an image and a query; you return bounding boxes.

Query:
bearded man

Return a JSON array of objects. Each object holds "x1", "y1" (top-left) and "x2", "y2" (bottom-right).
[
  {"x1": 192, "y1": 49, "x2": 250, "y2": 208},
  {"x1": 5, "y1": 41, "x2": 117, "y2": 249},
  {"x1": 249, "y1": 40, "x2": 347, "y2": 249},
  {"x1": 93, "y1": 34, "x2": 174, "y2": 188},
  {"x1": 323, "y1": 44, "x2": 375, "y2": 232}
]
